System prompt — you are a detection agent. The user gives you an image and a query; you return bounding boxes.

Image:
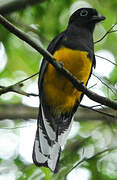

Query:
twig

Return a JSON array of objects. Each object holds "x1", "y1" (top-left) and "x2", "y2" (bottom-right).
[
  {"x1": 89, "y1": 104, "x2": 102, "y2": 108},
  {"x1": 88, "y1": 83, "x2": 97, "y2": 89},
  {"x1": 15, "y1": 71, "x2": 39, "y2": 85},
  {"x1": 109, "y1": 30, "x2": 117, "y2": 33},
  {"x1": 0, "y1": 85, "x2": 38, "y2": 96},
  {"x1": 93, "y1": 72, "x2": 117, "y2": 96},
  {"x1": 66, "y1": 147, "x2": 117, "y2": 177},
  {"x1": 95, "y1": 23, "x2": 117, "y2": 44},
  {"x1": 0, "y1": 15, "x2": 117, "y2": 109},
  {"x1": 80, "y1": 104, "x2": 117, "y2": 119},
  {"x1": 0, "y1": 72, "x2": 39, "y2": 96},
  {"x1": 95, "y1": 55, "x2": 117, "y2": 66}
]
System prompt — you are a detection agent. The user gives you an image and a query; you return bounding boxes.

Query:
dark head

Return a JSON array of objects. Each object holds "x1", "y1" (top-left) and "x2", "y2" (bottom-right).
[{"x1": 69, "y1": 8, "x2": 105, "y2": 32}]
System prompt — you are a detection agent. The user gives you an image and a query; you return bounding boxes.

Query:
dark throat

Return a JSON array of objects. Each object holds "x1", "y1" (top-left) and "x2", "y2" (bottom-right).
[{"x1": 63, "y1": 24, "x2": 94, "y2": 51}]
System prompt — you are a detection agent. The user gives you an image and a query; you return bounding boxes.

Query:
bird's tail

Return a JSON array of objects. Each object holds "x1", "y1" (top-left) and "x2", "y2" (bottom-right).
[{"x1": 32, "y1": 106, "x2": 73, "y2": 172}]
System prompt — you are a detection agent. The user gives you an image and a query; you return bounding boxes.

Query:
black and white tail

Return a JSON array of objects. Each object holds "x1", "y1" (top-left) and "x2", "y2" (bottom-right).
[{"x1": 32, "y1": 105, "x2": 73, "y2": 173}]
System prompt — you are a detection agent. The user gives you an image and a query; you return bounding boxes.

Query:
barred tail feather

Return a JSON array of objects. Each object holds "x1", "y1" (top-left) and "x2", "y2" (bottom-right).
[
  {"x1": 32, "y1": 106, "x2": 73, "y2": 172},
  {"x1": 32, "y1": 106, "x2": 61, "y2": 172},
  {"x1": 32, "y1": 136, "x2": 61, "y2": 172}
]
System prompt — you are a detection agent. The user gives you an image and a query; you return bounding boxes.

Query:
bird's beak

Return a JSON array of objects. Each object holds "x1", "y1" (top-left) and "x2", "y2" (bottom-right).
[{"x1": 91, "y1": 14, "x2": 106, "y2": 23}]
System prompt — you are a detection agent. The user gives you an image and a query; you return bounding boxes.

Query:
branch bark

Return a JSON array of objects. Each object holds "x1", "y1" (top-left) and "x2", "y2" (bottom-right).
[
  {"x1": 0, "y1": 104, "x2": 116, "y2": 121},
  {"x1": 0, "y1": 0, "x2": 45, "y2": 15},
  {"x1": 0, "y1": 72, "x2": 39, "y2": 96},
  {"x1": 0, "y1": 104, "x2": 38, "y2": 120},
  {"x1": 0, "y1": 15, "x2": 117, "y2": 110}
]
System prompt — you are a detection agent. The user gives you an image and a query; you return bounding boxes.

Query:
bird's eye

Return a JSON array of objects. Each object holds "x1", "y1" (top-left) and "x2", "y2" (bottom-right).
[{"x1": 80, "y1": 9, "x2": 88, "y2": 16}]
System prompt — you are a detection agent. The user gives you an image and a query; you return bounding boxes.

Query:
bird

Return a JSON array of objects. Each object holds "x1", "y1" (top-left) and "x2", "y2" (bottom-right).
[{"x1": 32, "y1": 7, "x2": 105, "y2": 173}]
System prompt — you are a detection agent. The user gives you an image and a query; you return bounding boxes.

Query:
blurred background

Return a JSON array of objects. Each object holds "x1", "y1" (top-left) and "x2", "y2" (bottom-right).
[{"x1": 0, "y1": 0, "x2": 117, "y2": 179}]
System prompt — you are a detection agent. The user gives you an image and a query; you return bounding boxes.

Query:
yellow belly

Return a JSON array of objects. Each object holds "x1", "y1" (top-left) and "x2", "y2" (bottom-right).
[{"x1": 43, "y1": 46, "x2": 92, "y2": 114}]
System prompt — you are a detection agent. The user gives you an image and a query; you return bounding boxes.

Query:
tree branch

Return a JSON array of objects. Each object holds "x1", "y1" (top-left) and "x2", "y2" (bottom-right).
[
  {"x1": 0, "y1": 104, "x2": 38, "y2": 120},
  {"x1": 0, "y1": 15, "x2": 117, "y2": 110},
  {"x1": 0, "y1": 0, "x2": 45, "y2": 15},
  {"x1": 79, "y1": 104, "x2": 117, "y2": 120},
  {"x1": 0, "y1": 72, "x2": 39, "y2": 96},
  {"x1": 0, "y1": 104, "x2": 117, "y2": 121}
]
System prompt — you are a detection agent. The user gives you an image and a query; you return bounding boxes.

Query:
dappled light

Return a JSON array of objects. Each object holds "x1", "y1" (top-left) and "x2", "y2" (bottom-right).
[
  {"x1": 0, "y1": 161, "x2": 21, "y2": 180},
  {"x1": 0, "y1": 42, "x2": 7, "y2": 73},
  {"x1": 67, "y1": 167, "x2": 91, "y2": 180},
  {"x1": 97, "y1": 151, "x2": 117, "y2": 179},
  {"x1": 19, "y1": 121, "x2": 36, "y2": 163},
  {"x1": 22, "y1": 79, "x2": 39, "y2": 107},
  {"x1": 0, "y1": 78, "x2": 14, "y2": 101},
  {"x1": 70, "y1": 1, "x2": 91, "y2": 15},
  {"x1": 95, "y1": 50, "x2": 115, "y2": 77}
]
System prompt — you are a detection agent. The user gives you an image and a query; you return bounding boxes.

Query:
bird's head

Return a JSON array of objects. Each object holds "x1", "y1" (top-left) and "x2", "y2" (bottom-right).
[{"x1": 69, "y1": 8, "x2": 105, "y2": 31}]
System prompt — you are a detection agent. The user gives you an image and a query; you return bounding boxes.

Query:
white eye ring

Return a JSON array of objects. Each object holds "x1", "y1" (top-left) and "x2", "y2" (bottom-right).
[{"x1": 80, "y1": 9, "x2": 88, "y2": 16}]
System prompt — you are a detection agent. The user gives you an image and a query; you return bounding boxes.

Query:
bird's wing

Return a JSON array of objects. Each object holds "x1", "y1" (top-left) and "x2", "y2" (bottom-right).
[
  {"x1": 33, "y1": 32, "x2": 68, "y2": 173},
  {"x1": 38, "y1": 32, "x2": 65, "y2": 93}
]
